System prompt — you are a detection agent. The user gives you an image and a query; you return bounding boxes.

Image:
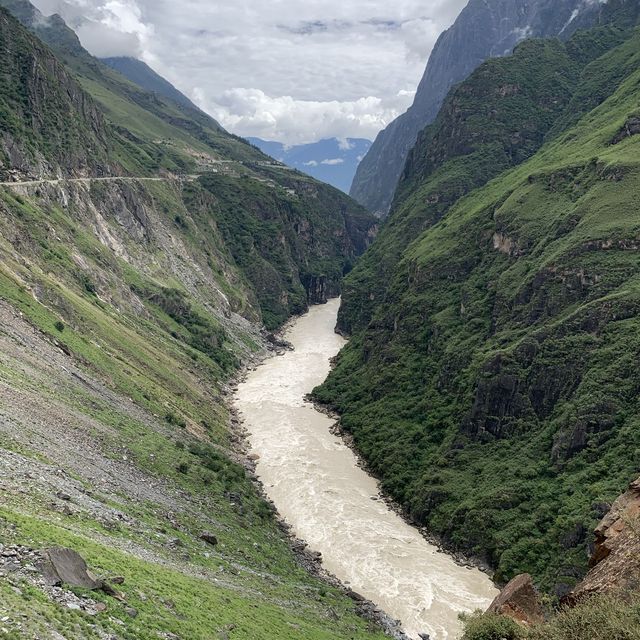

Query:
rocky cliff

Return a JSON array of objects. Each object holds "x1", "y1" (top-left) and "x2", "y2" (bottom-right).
[
  {"x1": 569, "y1": 477, "x2": 640, "y2": 602},
  {"x1": 350, "y1": 0, "x2": 610, "y2": 216},
  {"x1": 315, "y1": 7, "x2": 640, "y2": 594},
  {"x1": 462, "y1": 478, "x2": 640, "y2": 638},
  {"x1": 0, "y1": 8, "x2": 115, "y2": 179}
]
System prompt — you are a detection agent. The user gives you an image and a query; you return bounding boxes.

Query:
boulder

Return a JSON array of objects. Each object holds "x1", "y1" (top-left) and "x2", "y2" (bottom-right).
[
  {"x1": 200, "y1": 533, "x2": 218, "y2": 547},
  {"x1": 487, "y1": 573, "x2": 544, "y2": 626},
  {"x1": 42, "y1": 547, "x2": 102, "y2": 590}
]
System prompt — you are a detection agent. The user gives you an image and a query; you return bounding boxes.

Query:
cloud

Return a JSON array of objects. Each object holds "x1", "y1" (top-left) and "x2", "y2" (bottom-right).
[
  {"x1": 75, "y1": 20, "x2": 142, "y2": 57},
  {"x1": 201, "y1": 88, "x2": 413, "y2": 145},
  {"x1": 31, "y1": 0, "x2": 469, "y2": 144},
  {"x1": 338, "y1": 138, "x2": 355, "y2": 151},
  {"x1": 34, "y1": 0, "x2": 152, "y2": 57},
  {"x1": 304, "y1": 160, "x2": 319, "y2": 167},
  {"x1": 321, "y1": 158, "x2": 345, "y2": 165}
]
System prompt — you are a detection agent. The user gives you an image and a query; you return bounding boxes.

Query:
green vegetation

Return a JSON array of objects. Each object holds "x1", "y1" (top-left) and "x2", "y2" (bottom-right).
[
  {"x1": 196, "y1": 172, "x2": 373, "y2": 328},
  {"x1": 461, "y1": 593, "x2": 640, "y2": 640},
  {"x1": 0, "y1": 0, "x2": 376, "y2": 326},
  {"x1": 0, "y1": 3, "x2": 383, "y2": 638},
  {"x1": 315, "y1": 21, "x2": 640, "y2": 592}
]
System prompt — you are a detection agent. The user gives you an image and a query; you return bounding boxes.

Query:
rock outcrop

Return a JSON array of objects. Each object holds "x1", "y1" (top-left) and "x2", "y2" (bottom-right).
[
  {"x1": 566, "y1": 477, "x2": 640, "y2": 603},
  {"x1": 40, "y1": 547, "x2": 102, "y2": 590},
  {"x1": 487, "y1": 574, "x2": 545, "y2": 626}
]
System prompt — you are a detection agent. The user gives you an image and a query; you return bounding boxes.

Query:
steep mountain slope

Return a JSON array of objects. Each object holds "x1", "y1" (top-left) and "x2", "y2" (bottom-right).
[
  {"x1": 0, "y1": 0, "x2": 377, "y2": 328},
  {"x1": 315, "y1": 17, "x2": 640, "y2": 594},
  {"x1": 102, "y1": 55, "x2": 212, "y2": 117},
  {"x1": 247, "y1": 137, "x2": 372, "y2": 194},
  {"x1": 0, "y1": 6, "x2": 388, "y2": 640},
  {"x1": 0, "y1": 7, "x2": 116, "y2": 179},
  {"x1": 350, "y1": 0, "x2": 607, "y2": 216}
]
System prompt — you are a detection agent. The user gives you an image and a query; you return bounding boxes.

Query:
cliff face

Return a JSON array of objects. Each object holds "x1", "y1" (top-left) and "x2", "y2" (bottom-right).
[
  {"x1": 0, "y1": 8, "x2": 115, "y2": 179},
  {"x1": 569, "y1": 477, "x2": 640, "y2": 601},
  {"x1": 350, "y1": 0, "x2": 607, "y2": 216},
  {"x1": 315, "y1": 12, "x2": 640, "y2": 593}
]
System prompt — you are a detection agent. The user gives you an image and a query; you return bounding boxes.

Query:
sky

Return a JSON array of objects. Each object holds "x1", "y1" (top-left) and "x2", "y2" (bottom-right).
[{"x1": 31, "y1": 0, "x2": 468, "y2": 145}]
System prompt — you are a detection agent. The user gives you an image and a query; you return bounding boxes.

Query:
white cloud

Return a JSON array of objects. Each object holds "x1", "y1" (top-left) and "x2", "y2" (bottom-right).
[
  {"x1": 321, "y1": 158, "x2": 345, "y2": 165},
  {"x1": 31, "y1": 0, "x2": 468, "y2": 144},
  {"x1": 304, "y1": 160, "x2": 319, "y2": 167},
  {"x1": 200, "y1": 87, "x2": 413, "y2": 145}
]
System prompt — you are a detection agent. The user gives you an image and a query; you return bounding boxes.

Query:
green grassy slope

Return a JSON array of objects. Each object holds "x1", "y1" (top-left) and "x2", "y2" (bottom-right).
[
  {"x1": 315, "y1": 23, "x2": 640, "y2": 594},
  {"x1": 0, "y1": 5, "x2": 387, "y2": 639}
]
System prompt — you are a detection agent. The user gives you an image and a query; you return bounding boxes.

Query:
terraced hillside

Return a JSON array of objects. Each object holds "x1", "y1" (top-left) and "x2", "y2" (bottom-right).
[{"x1": 315, "y1": 11, "x2": 640, "y2": 594}]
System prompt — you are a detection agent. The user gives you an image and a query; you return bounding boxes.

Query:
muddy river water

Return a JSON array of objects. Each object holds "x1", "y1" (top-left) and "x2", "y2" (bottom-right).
[{"x1": 234, "y1": 299, "x2": 498, "y2": 639}]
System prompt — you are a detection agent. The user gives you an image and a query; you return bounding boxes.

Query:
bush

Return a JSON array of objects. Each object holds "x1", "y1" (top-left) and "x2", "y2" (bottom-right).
[
  {"x1": 461, "y1": 594, "x2": 640, "y2": 640},
  {"x1": 527, "y1": 593, "x2": 640, "y2": 640},
  {"x1": 54, "y1": 320, "x2": 65, "y2": 332},
  {"x1": 460, "y1": 612, "x2": 525, "y2": 640},
  {"x1": 165, "y1": 412, "x2": 187, "y2": 428}
]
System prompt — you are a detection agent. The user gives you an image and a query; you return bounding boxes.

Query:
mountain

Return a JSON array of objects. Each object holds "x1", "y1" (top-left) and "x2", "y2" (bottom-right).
[
  {"x1": 101, "y1": 55, "x2": 215, "y2": 121},
  {"x1": 314, "y1": 0, "x2": 640, "y2": 598},
  {"x1": 97, "y1": 61, "x2": 371, "y2": 196},
  {"x1": 247, "y1": 137, "x2": 372, "y2": 194},
  {"x1": 350, "y1": 0, "x2": 609, "y2": 216},
  {"x1": 0, "y1": 3, "x2": 385, "y2": 639},
  {"x1": 0, "y1": 0, "x2": 377, "y2": 328}
]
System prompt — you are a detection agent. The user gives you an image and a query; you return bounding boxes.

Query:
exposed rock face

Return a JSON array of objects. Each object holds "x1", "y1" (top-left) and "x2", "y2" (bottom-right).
[
  {"x1": 350, "y1": 0, "x2": 604, "y2": 216},
  {"x1": 487, "y1": 574, "x2": 545, "y2": 626},
  {"x1": 0, "y1": 6, "x2": 114, "y2": 180},
  {"x1": 567, "y1": 478, "x2": 640, "y2": 603},
  {"x1": 303, "y1": 274, "x2": 328, "y2": 305}
]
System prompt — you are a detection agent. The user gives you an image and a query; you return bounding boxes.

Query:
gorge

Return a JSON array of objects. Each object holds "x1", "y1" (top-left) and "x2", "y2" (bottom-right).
[{"x1": 1, "y1": 0, "x2": 640, "y2": 638}]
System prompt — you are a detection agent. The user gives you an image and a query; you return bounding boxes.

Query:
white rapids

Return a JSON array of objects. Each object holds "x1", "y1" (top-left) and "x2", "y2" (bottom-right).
[{"x1": 235, "y1": 299, "x2": 498, "y2": 639}]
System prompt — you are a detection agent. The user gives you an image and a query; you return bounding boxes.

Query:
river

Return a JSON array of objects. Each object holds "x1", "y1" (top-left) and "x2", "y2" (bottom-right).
[{"x1": 234, "y1": 299, "x2": 498, "y2": 639}]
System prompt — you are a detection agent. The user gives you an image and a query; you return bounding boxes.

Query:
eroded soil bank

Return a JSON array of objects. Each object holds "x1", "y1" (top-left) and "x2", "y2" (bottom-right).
[{"x1": 235, "y1": 299, "x2": 497, "y2": 639}]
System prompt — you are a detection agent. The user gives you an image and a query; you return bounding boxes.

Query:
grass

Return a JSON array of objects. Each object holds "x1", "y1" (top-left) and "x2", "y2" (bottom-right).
[{"x1": 0, "y1": 511, "x2": 387, "y2": 640}]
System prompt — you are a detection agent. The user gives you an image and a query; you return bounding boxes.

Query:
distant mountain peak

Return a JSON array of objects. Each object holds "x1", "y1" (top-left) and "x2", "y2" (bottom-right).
[{"x1": 247, "y1": 137, "x2": 372, "y2": 194}]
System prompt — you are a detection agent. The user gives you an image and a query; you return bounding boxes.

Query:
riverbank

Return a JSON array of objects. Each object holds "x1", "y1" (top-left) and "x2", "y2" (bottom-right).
[
  {"x1": 311, "y1": 399, "x2": 495, "y2": 579},
  {"x1": 223, "y1": 310, "x2": 409, "y2": 639}
]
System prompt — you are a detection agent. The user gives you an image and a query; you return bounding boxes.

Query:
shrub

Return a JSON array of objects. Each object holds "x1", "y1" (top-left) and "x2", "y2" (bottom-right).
[
  {"x1": 54, "y1": 320, "x2": 65, "y2": 332},
  {"x1": 527, "y1": 593, "x2": 640, "y2": 640},
  {"x1": 460, "y1": 612, "x2": 525, "y2": 640},
  {"x1": 165, "y1": 412, "x2": 187, "y2": 428}
]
